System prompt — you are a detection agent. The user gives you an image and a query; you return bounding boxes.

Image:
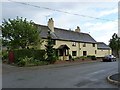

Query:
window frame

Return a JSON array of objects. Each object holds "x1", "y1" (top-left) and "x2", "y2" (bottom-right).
[
  {"x1": 83, "y1": 43, "x2": 86, "y2": 47},
  {"x1": 72, "y1": 42, "x2": 76, "y2": 46},
  {"x1": 92, "y1": 43, "x2": 95, "y2": 47},
  {"x1": 72, "y1": 51, "x2": 77, "y2": 56}
]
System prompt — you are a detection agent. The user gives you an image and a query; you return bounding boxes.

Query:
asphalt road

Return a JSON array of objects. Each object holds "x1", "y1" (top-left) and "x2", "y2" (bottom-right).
[{"x1": 2, "y1": 60, "x2": 118, "y2": 88}]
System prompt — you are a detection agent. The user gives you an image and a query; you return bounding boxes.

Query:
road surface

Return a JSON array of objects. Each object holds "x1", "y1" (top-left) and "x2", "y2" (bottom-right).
[{"x1": 2, "y1": 61, "x2": 118, "y2": 88}]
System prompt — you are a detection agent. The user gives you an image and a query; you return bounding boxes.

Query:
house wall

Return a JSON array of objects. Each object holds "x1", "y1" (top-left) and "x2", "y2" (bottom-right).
[
  {"x1": 40, "y1": 39, "x2": 97, "y2": 58},
  {"x1": 80, "y1": 43, "x2": 97, "y2": 57},
  {"x1": 96, "y1": 49, "x2": 112, "y2": 57}
]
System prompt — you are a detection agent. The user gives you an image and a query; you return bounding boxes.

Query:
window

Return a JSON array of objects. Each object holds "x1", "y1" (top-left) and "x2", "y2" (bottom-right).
[
  {"x1": 83, "y1": 51, "x2": 87, "y2": 56},
  {"x1": 95, "y1": 50, "x2": 97, "y2": 54},
  {"x1": 83, "y1": 43, "x2": 86, "y2": 47},
  {"x1": 72, "y1": 51, "x2": 77, "y2": 56},
  {"x1": 72, "y1": 42, "x2": 76, "y2": 46},
  {"x1": 52, "y1": 40, "x2": 56, "y2": 45},
  {"x1": 93, "y1": 43, "x2": 95, "y2": 47}
]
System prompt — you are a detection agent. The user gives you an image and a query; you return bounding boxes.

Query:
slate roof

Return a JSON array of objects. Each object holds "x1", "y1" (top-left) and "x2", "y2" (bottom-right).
[
  {"x1": 97, "y1": 42, "x2": 111, "y2": 50},
  {"x1": 37, "y1": 24, "x2": 97, "y2": 43}
]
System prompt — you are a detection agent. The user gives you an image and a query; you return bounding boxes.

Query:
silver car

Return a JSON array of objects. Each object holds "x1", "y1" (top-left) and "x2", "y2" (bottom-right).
[{"x1": 102, "y1": 55, "x2": 116, "y2": 62}]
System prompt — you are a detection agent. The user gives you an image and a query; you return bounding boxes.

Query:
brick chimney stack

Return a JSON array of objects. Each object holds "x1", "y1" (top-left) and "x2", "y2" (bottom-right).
[
  {"x1": 48, "y1": 18, "x2": 54, "y2": 32},
  {"x1": 75, "y1": 26, "x2": 80, "y2": 32}
]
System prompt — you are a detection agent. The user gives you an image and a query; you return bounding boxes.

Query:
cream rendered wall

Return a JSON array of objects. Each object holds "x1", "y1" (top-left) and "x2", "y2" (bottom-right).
[
  {"x1": 96, "y1": 49, "x2": 112, "y2": 57},
  {"x1": 80, "y1": 43, "x2": 97, "y2": 56},
  {"x1": 40, "y1": 39, "x2": 97, "y2": 57},
  {"x1": 40, "y1": 39, "x2": 47, "y2": 49},
  {"x1": 54, "y1": 40, "x2": 79, "y2": 58}
]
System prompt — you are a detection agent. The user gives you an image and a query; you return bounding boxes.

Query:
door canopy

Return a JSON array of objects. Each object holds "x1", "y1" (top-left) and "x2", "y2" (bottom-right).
[{"x1": 57, "y1": 45, "x2": 70, "y2": 50}]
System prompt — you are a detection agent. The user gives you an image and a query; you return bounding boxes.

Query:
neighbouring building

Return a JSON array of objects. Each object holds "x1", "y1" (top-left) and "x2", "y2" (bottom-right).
[
  {"x1": 96, "y1": 42, "x2": 111, "y2": 58},
  {"x1": 36, "y1": 18, "x2": 112, "y2": 60}
]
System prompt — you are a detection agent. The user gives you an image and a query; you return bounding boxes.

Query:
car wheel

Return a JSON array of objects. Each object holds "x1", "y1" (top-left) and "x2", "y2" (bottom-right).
[{"x1": 109, "y1": 59, "x2": 112, "y2": 62}]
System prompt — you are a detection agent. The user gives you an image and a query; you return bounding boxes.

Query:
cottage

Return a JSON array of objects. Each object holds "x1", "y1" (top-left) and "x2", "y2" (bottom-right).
[{"x1": 36, "y1": 18, "x2": 111, "y2": 60}]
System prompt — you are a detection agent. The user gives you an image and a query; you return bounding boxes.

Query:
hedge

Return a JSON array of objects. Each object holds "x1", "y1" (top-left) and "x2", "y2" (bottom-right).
[{"x1": 13, "y1": 49, "x2": 46, "y2": 63}]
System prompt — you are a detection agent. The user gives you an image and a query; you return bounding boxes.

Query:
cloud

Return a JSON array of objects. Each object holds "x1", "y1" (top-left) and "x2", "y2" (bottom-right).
[
  {"x1": 2, "y1": 0, "x2": 119, "y2": 2},
  {"x1": 83, "y1": 20, "x2": 118, "y2": 44},
  {"x1": 98, "y1": 8, "x2": 118, "y2": 17}
]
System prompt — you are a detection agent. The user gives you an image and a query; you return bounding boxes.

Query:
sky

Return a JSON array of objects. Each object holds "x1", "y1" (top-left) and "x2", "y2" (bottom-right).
[{"x1": 1, "y1": 0, "x2": 119, "y2": 45}]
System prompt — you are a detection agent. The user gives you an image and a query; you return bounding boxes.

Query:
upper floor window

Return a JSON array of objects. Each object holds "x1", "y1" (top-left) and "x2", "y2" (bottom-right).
[
  {"x1": 52, "y1": 40, "x2": 56, "y2": 45},
  {"x1": 72, "y1": 51, "x2": 77, "y2": 56},
  {"x1": 83, "y1": 43, "x2": 86, "y2": 47},
  {"x1": 72, "y1": 42, "x2": 76, "y2": 46},
  {"x1": 93, "y1": 43, "x2": 95, "y2": 47}
]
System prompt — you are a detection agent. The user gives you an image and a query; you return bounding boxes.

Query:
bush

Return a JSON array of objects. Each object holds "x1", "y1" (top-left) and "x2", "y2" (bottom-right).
[
  {"x1": 80, "y1": 56, "x2": 87, "y2": 60},
  {"x1": 91, "y1": 56, "x2": 97, "y2": 60},
  {"x1": 13, "y1": 49, "x2": 46, "y2": 63},
  {"x1": 17, "y1": 56, "x2": 48, "y2": 67},
  {"x1": 17, "y1": 59, "x2": 26, "y2": 67},
  {"x1": 73, "y1": 57, "x2": 81, "y2": 60},
  {"x1": 87, "y1": 55, "x2": 97, "y2": 60},
  {"x1": 2, "y1": 51, "x2": 8, "y2": 60}
]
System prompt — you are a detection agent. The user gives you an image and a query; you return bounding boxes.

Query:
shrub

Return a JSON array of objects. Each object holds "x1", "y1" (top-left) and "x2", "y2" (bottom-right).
[
  {"x1": 17, "y1": 56, "x2": 48, "y2": 67},
  {"x1": 91, "y1": 56, "x2": 97, "y2": 60},
  {"x1": 2, "y1": 51, "x2": 8, "y2": 60},
  {"x1": 80, "y1": 56, "x2": 87, "y2": 60},
  {"x1": 87, "y1": 55, "x2": 97, "y2": 60},
  {"x1": 17, "y1": 58, "x2": 27, "y2": 67},
  {"x1": 13, "y1": 49, "x2": 46, "y2": 63}
]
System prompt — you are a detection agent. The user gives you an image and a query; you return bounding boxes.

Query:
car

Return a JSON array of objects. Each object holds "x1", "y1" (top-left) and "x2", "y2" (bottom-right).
[{"x1": 102, "y1": 55, "x2": 116, "y2": 62}]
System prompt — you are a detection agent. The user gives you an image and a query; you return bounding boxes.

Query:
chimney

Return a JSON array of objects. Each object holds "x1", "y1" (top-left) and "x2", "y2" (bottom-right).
[
  {"x1": 47, "y1": 18, "x2": 54, "y2": 32},
  {"x1": 75, "y1": 26, "x2": 80, "y2": 32}
]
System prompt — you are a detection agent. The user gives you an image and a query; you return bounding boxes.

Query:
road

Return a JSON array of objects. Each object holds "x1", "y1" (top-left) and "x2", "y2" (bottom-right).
[{"x1": 2, "y1": 61, "x2": 118, "y2": 88}]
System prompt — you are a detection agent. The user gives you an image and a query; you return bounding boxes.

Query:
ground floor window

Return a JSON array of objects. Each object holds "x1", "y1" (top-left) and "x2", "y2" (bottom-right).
[
  {"x1": 72, "y1": 51, "x2": 77, "y2": 56},
  {"x1": 83, "y1": 51, "x2": 87, "y2": 56}
]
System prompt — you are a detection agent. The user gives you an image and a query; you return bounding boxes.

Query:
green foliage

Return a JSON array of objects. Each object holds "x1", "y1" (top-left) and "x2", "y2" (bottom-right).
[
  {"x1": 17, "y1": 58, "x2": 27, "y2": 67},
  {"x1": 13, "y1": 49, "x2": 46, "y2": 63},
  {"x1": 2, "y1": 50, "x2": 8, "y2": 60},
  {"x1": 17, "y1": 56, "x2": 48, "y2": 67},
  {"x1": 109, "y1": 33, "x2": 120, "y2": 58},
  {"x1": 2, "y1": 16, "x2": 42, "y2": 49},
  {"x1": 80, "y1": 56, "x2": 87, "y2": 60},
  {"x1": 87, "y1": 55, "x2": 96, "y2": 60},
  {"x1": 45, "y1": 30, "x2": 56, "y2": 64},
  {"x1": 74, "y1": 57, "x2": 81, "y2": 60}
]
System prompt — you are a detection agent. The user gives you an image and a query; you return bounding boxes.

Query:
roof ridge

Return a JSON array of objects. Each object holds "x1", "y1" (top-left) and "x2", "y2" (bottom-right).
[{"x1": 35, "y1": 23, "x2": 89, "y2": 35}]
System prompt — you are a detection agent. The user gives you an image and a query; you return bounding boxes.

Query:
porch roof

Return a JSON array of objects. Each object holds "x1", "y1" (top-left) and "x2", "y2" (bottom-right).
[{"x1": 57, "y1": 45, "x2": 70, "y2": 50}]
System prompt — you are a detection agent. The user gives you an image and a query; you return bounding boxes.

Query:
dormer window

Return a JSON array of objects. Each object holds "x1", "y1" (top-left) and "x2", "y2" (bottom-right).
[{"x1": 72, "y1": 42, "x2": 76, "y2": 46}]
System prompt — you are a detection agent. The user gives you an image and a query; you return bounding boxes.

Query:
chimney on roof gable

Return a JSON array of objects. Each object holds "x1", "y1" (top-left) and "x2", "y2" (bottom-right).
[
  {"x1": 75, "y1": 26, "x2": 80, "y2": 32},
  {"x1": 47, "y1": 18, "x2": 54, "y2": 32}
]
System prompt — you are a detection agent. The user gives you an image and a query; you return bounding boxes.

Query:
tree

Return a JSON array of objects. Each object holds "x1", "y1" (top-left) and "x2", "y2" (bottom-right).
[
  {"x1": 45, "y1": 30, "x2": 56, "y2": 64},
  {"x1": 2, "y1": 16, "x2": 42, "y2": 49},
  {"x1": 109, "y1": 33, "x2": 120, "y2": 58}
]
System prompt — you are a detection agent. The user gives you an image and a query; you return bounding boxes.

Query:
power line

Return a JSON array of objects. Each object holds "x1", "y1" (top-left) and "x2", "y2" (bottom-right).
[{"x1": 8, "y1": 0, "x2": 117, "y2": 22}]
